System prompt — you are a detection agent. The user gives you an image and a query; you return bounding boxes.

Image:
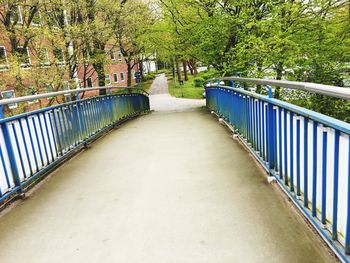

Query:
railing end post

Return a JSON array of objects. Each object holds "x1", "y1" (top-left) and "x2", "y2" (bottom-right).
[
  {"x1": 267, "y1": 85, "x2": 273, "y2": 98},
  {"x1": 0, "y1": 105, "x2": 5, "y2": 119}
]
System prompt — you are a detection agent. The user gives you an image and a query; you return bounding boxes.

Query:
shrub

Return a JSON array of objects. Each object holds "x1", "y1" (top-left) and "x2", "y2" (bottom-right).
[
  {"x1": 199, "y1": 70, "x2": 219, "y2": 81},
  {"x1": 142, "y1": 74, "x2": 156, "y2": 81},
  {"x1": 194, "y1": 77, "x2": 205, "y2": 87}
]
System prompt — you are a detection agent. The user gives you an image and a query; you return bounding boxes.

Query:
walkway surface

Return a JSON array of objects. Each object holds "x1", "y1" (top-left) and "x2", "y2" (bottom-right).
[
  {"x1": 0, "y1": 75, "x2": 336, "y2": 263},
  {"x1": 149, "y1": 73, "x2": 205, "y2": 112}
]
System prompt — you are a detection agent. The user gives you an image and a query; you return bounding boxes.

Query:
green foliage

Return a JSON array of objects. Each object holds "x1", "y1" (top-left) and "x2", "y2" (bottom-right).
[
  {"x1": 158, "y1": 0, "x2": 350, "y2": 122},
  {"x1": 194, "y1": 77, "x2": 205, "y2": 87}
]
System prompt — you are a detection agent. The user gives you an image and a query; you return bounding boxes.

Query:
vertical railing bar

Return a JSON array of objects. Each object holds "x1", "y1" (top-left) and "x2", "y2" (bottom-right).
[
  {"x1": 284, "y1": 110, "x2": 288, "y2": 186},
  {"x1": 25, "y1": 117, "x2": 39, "y2": 172},
  {"x1": 18, "y1": 119, "x2": 33, "y2": 176},
  {"x1": 0, "y1": 144, "x2": 12, "y2": 189},
  {"x1": 1, "y1": 123, "x2": 22, "y2": 193},
  {"x1": 332, "y1": 130, "x2": 340, "y2": 240},
  {"x1": 11, "y1": 122, "x2": 26, "y2": 178},
  {"x1": 321, "y1": 129, "x2": 328, "y2": 225},
  {"x1": 37, "y1": 114, "x2": 50, "y2": 165},
  {"x1": 43, "y1": 112, "x2": 55, "y2": 163},
  {"x1": 56, "y1": 109, "x2": 67, "y2": 152},
  {"x1": 32, "y1": 116, "x2": 45, "y2": 168},
  {"x1": 312, "y1": 121, "x2": 318, "y2": 217},
  {"x1": 48, "y1": 110, "x2": 61, "y2": 155},
  {"x1": 278, "y1": 107, "x2": 283, "y2": 180},
  {"x1": 296, "y1": 118, "x2": 301, "y2": 196},
  {"x1": 290, "y1": 112, "x2": 294, "y2": 192},
  {"x1": 345, "y1": 136, "x2": 350, "y2": 254},
  {"x1": 304, "y1": 117, "x2": 309, "y2": 208}
]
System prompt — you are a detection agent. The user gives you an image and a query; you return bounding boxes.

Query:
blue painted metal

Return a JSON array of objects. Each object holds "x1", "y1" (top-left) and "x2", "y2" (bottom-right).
[
  {"x1": 19, "y1": 119, "x2": 33, "y2": 176},
  {"x1": 0, "y1": 144, "x2": 11, "y2": 189},
  {"x1": 0, "y1": 92, "x2": 149, "y2": 205},
  {"x1": 333, "y1": 130, "x2": 340, "y2": 240},
  {"x1": 290, "y1": 112, "x2": 294, "y2": 192},
  {"x1": 12, "y1": 123, "x2": 26, "y2": 178},
  {"x1": 346, "y1": 137, "x2": 350, "y2": 254},
  {"x1": 322, "y1": 130, "x2": 328, "y2": 225},
  {"x1": 278, "y1": 107, "x2": 283, "y2": 179},
  {"x1": 304, "y1": 117, "x2": 309, "y2": 208},
  {"x1": 312, "y1": 121, "x2": 318, "y2": 217},
  {"x1": 284, "y1": 109, "x2": 288, "y2": 186},
  {"x1": 205, "y1": 84, "x2": 350, "y2": 261},
  {"x1": 26, "y1": 117, "x2": 39, "y2": 172},
  {"x1": 296, "y1": 118, "x2": 301, "y2": 196},
  {"x1": 1, "y1": 123, "x2": 22, "y2": 191}
]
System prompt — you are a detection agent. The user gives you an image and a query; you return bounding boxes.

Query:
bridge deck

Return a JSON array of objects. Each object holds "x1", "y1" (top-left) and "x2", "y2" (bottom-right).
[{"x1": 0, "y1": 76, "x2": 336, "y2": 262}]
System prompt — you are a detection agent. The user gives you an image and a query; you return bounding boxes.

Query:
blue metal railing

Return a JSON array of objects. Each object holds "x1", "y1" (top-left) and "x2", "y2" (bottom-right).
[
  {"x1": 206, "y1": 78, "x2": 350, "y2": 262},
  {"x1": 0, "y1": 91, "x2": 150, "y2": 204}
]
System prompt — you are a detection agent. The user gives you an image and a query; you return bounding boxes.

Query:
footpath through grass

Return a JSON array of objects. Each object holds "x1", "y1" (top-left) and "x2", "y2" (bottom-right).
[{"x1": 167, "y1": 69, "x2": 218, "y2": 99}]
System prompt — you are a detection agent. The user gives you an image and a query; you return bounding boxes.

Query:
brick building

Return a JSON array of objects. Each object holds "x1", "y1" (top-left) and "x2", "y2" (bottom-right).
[{"x1": 0, "y1": 4, "x2": 138, "y2": 110}]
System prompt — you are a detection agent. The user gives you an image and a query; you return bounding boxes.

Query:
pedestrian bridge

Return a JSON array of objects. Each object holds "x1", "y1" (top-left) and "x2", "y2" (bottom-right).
[{"x1": 0, "y1": 75, "x2": 348, "y2": 262}]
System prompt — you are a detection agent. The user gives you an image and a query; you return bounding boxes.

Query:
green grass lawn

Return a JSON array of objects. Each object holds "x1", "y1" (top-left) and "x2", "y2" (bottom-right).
[
  {"x1": 168, "y1": 75, "x2": 204, "y2": 99},
  {"x1": 139, "y1": 79, "x2": 153, "y2": 92}
]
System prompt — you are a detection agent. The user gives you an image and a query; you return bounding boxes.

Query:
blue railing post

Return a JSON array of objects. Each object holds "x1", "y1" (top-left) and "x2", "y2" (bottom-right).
[
  {"x1": 346, "y1": 138, "x2": 350, "y2": 254},
  {"x1": 267, "y1": 85, "x2": 273, "y2": 98},
  {"x1": 266, "y1": 106, "x2": 275, "y2": 175},
  {"x1": 1, "y1": 123, "x2": 23, "y2": 194},
  {"x1": 0, "y1": 105, "x2": 5, "y2": 119}
]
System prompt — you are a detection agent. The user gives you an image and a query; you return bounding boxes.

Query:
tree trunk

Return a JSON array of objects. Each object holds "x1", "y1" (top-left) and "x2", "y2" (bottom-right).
[
  {"x1": 127, "y1": 60, "x2": 132, "y2": 87},
  {"x1": 138, "y1": 59, "x2": 144, "y2": 79},
  {"x1": 192, "y1": 60, "x2": 198, "y2": 76},
  {"x1": 256, "y1": 63, "x2": 263, "y2": 94},
  {"x1": 183, "y1": 60, "x2": 188, "y2": 81},
  {"x1": 274, "y1": 62, "x2": 283, "y2": 99},
  {"x1": 172, "y1": 57, "x2": 176, "y2": 80},
  {"x1": 175, "y1": 56, "x2": 182, "y2": 83},
  {"x1": 188, "y1": 61, "x2": 194, "y2": 75},
  {"x1": 94, "y1": 62, "x2": 106, "y2": 95}
]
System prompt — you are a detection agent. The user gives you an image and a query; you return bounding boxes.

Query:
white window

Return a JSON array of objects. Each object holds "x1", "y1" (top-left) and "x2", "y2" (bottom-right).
[
  {"x1": 132, "y1": 70, "x2": 136, "y2": 79},
  {"x1": 113, "y1": 73, "x2": 118, "y2": 83},
  {"x1": 87, "y1": 77, "x2": 93, "y2": 87},
  {"x1": 110, "y1": 50, "x2": 115, "y2": 60},
  {"x1": 38, "y1": 48, "x2": 50, "y2": 66},
  {"x1": 17, "y1": 46, "x2": 31, "y2": 67},
  {"x1": 120, "y1": 72, "x2": 125, "y2": 81},
  {"x1": 1, "y1": 90, "x2": 17, "y2": 109},
  {"x1": 0, "y1": 46, "x2": 9, "y2": 70},
  {"x1": 105, "y1": 74, "x2": 111, "y2": 86},
  {"x1": 118, "y1": 51, "x2": 122, "y2": 61},
  {"x1": 10, "y1": 6, "x2": 23, "y2": 24}
]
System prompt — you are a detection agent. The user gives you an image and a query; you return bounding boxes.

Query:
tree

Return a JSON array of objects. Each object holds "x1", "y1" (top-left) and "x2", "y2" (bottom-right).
[{"x1": 113, "y1": 0, "x2": 156, "y2": 87}]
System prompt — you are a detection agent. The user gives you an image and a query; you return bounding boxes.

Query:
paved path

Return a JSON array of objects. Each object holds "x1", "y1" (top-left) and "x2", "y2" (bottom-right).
[
  {"x1": 149, "y1": 74, "x2": 205, "y2": 112},
  {"x1": 0, "y1": 76, "x2": 337, "y2": 263}
]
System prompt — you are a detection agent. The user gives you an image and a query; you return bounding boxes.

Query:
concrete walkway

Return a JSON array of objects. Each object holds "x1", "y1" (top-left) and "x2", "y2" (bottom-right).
[
  {"x1": 0, "y1": 76, "x2": 337, "y2": 263},
  {"x1": 149, "y1": 74, "x2": 205, "y2": 112}
]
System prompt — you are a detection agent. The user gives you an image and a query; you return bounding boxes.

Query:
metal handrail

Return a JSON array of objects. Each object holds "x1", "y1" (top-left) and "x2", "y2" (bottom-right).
[
  {"x1": 207, "y1": 77, "x2": 350, "y2": 100},
  {"x1": 0, "y1": 86, "x2": 149, "y2": 106}
]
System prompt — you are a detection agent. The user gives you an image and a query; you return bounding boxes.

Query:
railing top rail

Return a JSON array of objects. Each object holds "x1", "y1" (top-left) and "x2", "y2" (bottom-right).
[
  {"x1": 207, "y1": 77, "x2": 350, "y2": 100},
  {"x1": 0, "y1": 86, "x2": 149, "y2": 106}
]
